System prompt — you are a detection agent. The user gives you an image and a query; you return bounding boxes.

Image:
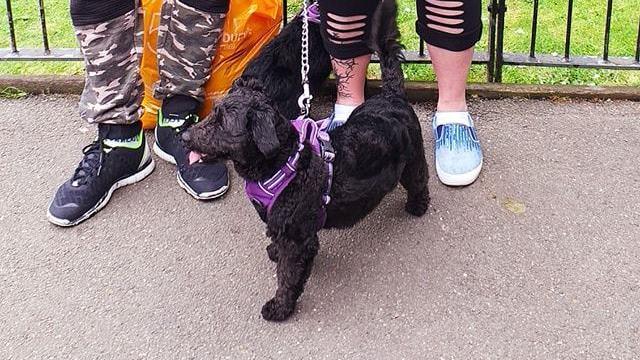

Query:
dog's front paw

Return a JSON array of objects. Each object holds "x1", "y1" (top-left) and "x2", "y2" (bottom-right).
[
  {"x1": 261, "y1": 298, "x2": 295, "y2": 322},
  {"x1": 405, "y1": 192, "x2": 430, "y2": 217},
  {"x1": 266, "y1": 243, "x2": 279, "y2": 263}
]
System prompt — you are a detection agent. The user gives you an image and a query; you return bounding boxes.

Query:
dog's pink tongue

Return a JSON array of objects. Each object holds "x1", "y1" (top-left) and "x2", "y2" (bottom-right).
[{"x1": 189, "y1": 151, "x2": 204, "y2": 165}]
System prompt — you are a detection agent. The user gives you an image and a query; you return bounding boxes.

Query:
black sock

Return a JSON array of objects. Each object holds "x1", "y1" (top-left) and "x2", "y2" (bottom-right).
[
  {"x1": 98, "y1": 121, "x2": 142, "y2": 140},
  {"x1": 162, "y1": 95, "x2": 200, "y2": 117}
]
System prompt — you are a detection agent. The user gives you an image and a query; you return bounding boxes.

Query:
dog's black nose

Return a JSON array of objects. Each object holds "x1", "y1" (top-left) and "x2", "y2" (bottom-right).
[{"x1": 181, "y1": 130, "x2": 192, "y2": 143}]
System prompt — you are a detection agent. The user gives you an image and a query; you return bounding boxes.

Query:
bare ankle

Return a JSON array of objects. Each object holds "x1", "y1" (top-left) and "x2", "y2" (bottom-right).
[
  {"x1": 437, "y1": 100, "x2": 468, "y2": 112},
  {"x1": 336, "y1": 98, "x2": 364, "y2": 107}
]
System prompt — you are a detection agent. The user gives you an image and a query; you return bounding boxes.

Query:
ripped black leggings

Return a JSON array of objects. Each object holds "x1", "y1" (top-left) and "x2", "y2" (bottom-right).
[{"x1": 318, "y1": 0, "x2": 482, "y2": 59}]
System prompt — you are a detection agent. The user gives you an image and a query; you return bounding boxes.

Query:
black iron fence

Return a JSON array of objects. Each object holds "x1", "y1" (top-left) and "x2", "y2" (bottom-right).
[{"x1": 2, "y1": 0, "x2": 639, "y2": 83}]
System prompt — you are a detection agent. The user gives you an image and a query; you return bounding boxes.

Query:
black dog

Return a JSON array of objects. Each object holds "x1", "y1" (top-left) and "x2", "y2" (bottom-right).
[
  {"x1": 230, "y1": 10, "x2": 332, "y2": 121},
  {"x1": 183, "y1": 0, "x2": 429, "y2": 322}
]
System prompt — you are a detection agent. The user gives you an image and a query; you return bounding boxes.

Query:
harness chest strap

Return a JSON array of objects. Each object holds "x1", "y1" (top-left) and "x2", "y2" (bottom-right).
[
  {"x1": 245, "y1": 116, "x2": 335, "y2": 225},
  {"x1": 306, "y1": 3, "x2": 321, "y2": 24}
]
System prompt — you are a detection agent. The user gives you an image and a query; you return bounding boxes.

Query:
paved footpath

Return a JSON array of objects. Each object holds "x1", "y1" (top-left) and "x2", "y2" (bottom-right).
[{"x1": 1, "y1": 95, "x2": 639, "y2": 359}]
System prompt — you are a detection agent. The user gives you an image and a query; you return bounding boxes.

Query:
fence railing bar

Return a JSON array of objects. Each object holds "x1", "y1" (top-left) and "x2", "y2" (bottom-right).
[
  {"x1": 529, "y1": 0, "x2": 539, "y2": 58},
  {"x1": 5, "y1": 0, "x2": 18, "y2": 53},
  {"x1": 564, "y1": 0, "x2": 574, "y2": 60},
  {"x1": 503, "y1": 53, "x2": 640, "y2": 70},
  {"x1": 400, "y1": 50, "x2": 490, "y2": 64},
  {"x1": 636, "y1": 17, "x2": 640, "y2": 63},
  {"x1": 0, "y1": 47, "x2": 493, "y2": 65},
  {"x1": 38, "y1": 0, "x2": 51, "y2": 54},
  {"x1": 0, "y1": 48, "x2": 81, "y2": 61},
  {"x1": 283, "y1": 0, "x2": 288, "y2": 27},
  {"x1": 487, "y1": 0, "x2": 498, "y2": 82},
  {"x1": 494, "y1": 0, "x2": 507, "y2": 82},
  {"x1": 603, "y1": 0, "x2": 613, "y2": 61}
]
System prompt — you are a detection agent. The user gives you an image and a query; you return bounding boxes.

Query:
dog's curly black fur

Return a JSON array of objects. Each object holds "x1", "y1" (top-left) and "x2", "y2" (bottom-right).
[
  {"x1": 184, "y1": 1, "x2": 429, "y2": 322},
  {"x1": 229, "y1": 13, "x2": 332, "y2": 121}
]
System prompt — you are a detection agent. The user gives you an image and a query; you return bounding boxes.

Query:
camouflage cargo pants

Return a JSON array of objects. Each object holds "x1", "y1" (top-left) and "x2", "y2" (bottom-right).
[{"x1": 74, "y1": 0, "x2": 227, "y2": 124}]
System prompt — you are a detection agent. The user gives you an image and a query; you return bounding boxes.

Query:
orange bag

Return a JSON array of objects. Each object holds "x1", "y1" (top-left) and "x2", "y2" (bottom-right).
[{"x1": 139, "y1": 0, "x2": 283, "y2": 129}]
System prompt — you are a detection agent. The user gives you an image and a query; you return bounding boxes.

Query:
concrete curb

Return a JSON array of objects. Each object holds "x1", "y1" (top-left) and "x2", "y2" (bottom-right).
[
  {"x1": 0, "y1": 75, "x2": 85, "y2": 95},
  {"x1": 358, "y1": 80, "x2": 640, "y2": 102},
  {"x1": 1, "y1": 75, "x2": 639, "y2": 101}
]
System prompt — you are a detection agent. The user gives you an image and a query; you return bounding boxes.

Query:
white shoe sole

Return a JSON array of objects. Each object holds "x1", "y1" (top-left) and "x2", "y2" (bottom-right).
[
  {"x1": 177, "y1": 172, "x2": 229, "y2": 201},
  {"x1": 153, "y1": 141, "x2": 178, "y2": 165},
  {"x1": 153, "y1": 142, "x2": 229, "y2": 201},
  {"x1": 435, "y1": 159, "x2": 483, "y2": 187},
  {"x1": 47, "y1": 159, "x2": 156, "y2": 227}
]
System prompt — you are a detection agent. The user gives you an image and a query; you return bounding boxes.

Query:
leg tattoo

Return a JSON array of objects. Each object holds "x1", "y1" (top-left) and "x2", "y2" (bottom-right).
[{"x1": 333, "y1": 57, "x2": 357, "y2": 100}]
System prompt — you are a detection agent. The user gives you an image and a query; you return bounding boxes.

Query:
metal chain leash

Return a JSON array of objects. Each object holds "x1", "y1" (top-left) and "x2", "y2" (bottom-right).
[{"x1": 298, "y1": 0, "x2": 313, "y2": 117}]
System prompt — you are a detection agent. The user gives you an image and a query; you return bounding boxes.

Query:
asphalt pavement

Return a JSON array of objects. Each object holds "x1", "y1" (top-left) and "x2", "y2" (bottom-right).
[{"x1": 1, "y1": 95, "x2": 639, "y2": 359}]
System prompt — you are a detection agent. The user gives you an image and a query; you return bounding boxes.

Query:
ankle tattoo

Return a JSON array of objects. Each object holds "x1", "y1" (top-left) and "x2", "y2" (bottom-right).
[{"x1": 333, "y1": 57, "x2": 357, "y2": 100}]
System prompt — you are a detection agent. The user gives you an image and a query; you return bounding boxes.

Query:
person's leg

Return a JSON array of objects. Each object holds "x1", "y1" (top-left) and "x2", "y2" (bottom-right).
[
  {"x1": 416, "y1": 0, "x2": 484, "y2": 186},
  {"x1": 318, "y1": 0, "x2": 380, "y2": 128},
  {"x1": 153, "y1": 0, "x2": 230, "y2": 200},
  {"x1": 72, "y1": 0, "x2": 144, "y2": 125},
  {"x1": 429, "y1": 46, "x2": 473, "y2": 112},
  {"x1": 154, "y1": 0, "x2": 229, "y2": 108},
  {"x1": 48, "y1": 0, "x2": 155, "y2": 227}
]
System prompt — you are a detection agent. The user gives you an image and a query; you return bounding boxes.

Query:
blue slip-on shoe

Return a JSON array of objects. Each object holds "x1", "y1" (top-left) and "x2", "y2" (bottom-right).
[{"x1": 432, "y1": 111, "x2": 483, "y2": 186}]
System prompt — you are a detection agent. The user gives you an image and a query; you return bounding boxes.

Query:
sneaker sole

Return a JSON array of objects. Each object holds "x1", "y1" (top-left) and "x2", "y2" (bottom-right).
[
  {"x1": 153, "y1": 142, "x2": 229, "y2": 201},
  {"x1": 153, "y1": 141, "x2": 178, "y2": 166},
  {"x1": 177, "y1": 172, "x2": 229, "y2": 201},
  {"x1": 47, "y1": 158, "x2": 156, "y2": 227},
  {"x1": 435, "y1": 159, "x2": 483, "y2": 187}
]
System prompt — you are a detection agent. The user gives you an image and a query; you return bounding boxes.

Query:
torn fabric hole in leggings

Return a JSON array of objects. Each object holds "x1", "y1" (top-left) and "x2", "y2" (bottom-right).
[
  {"x1": 318, "y1": 0, "x2": 482, "y2": 59},
  {"x1": 317, "y1": 0, "x2": 381, "y2": 59}
]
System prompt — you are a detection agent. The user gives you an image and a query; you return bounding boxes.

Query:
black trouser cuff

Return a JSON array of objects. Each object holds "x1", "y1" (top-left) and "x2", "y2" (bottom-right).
[
  {"x1": 325, "y1": 44, "x2": 374, "y2": 60},
  {"x1": 70, "y1": 0, "x2": 135, "y2": 27},
  {"x1": 162, "y1": 95, "x2": 200, "y2": 116},
  {"x1": 415, "y1": 20, "x2": 482, "y2": 52},
  {"x1": 179, "y1": 0, "x2": 230, "y2": 13}
]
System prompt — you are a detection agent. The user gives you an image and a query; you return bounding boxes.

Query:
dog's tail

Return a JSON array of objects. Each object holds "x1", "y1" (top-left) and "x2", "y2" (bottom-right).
[{"x1": 372, "y1": 0, "x2": 406, "y2": 98}]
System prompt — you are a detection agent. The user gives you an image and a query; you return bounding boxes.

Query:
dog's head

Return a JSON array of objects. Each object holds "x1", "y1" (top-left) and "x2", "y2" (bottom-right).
[{"x1": 182, "y1": 78, "x2": 289, "y2": 175}]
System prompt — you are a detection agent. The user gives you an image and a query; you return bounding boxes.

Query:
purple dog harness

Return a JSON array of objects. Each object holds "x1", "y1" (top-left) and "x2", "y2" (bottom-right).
[
  {"x1": 303, "y1": 2, "x2": 321, "y2": 24},
  {"x1": 245, "y1": 116, "x2": 335, "y2": 227}
]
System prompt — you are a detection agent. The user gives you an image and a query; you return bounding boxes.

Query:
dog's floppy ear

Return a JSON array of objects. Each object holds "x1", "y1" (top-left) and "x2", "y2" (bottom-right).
[{"x1": 250, "y1": 105, "x2": 281, "y2": 158}]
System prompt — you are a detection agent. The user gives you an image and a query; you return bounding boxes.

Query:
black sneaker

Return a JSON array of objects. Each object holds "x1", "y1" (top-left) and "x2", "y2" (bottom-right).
[
  {"x1": 47, "y1": 123, "x2": 155, "y2": 227},
  {"x1": 153, "y1": 109, "x2": 229, "y2": 200}
]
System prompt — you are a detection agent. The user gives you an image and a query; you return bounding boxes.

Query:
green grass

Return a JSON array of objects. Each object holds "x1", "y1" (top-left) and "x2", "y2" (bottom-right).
[
  {"x1": 2, "y1": 0, "x2": 639, "y2": 85},
  {"x1": 0, "y1": 86, "x2": 27, "y2": 99},
  {"x1": 0, "y1": 0, "x2": 83, "y2": 75}
]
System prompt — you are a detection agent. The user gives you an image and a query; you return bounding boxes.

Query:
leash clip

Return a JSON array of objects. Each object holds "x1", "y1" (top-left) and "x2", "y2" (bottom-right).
[{"x1": 298, "y1": 83, "x2": 313, "y2": 116}]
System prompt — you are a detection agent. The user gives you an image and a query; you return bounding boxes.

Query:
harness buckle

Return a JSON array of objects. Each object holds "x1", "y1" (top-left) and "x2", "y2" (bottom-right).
[{"x1": 320, "y1": 138, "x2": 336, "y2": 163}]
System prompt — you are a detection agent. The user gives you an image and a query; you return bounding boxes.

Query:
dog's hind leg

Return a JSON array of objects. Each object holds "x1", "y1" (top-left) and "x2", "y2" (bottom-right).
[
  {"x1": 261, "y1": 235, "x2": 319, "y2": 321},
  {"x1": 401, "y1": 130, "x2": 430, "y2": 217}
]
